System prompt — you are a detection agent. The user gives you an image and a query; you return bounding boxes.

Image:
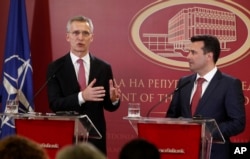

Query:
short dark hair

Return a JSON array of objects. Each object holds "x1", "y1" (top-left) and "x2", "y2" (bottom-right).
[
  {"x1": 191, "y1": 35, "x2": 221, "y2": 63},
  {"x1": 0, "y1": 135, "x2": 49, "y2": 159},
  {"x1": 119, "y1": 138, "x2": 160, "y2": 159}
]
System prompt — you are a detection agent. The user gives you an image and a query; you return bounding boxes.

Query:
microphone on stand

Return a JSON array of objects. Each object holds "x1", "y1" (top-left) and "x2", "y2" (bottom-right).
[
  {"x1": 25, "y1": 62, "x2": 64, "y2": 113},
  {"x1": 34, "y1": 74, "x2": 55, "y2": 98},
  {"x1": 34, "y1": 62, "x2": 64, "y2": 99},
  {"x1": 146, "y1": 80, "x2": 191, "y2": 117}
]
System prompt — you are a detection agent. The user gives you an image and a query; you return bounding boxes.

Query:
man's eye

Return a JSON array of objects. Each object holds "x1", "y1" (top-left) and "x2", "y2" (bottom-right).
[
  {"x1": 189, "y1": 50, "x2": 196, "y2": 54},
  {"x1": 71, "y1": 31, "x2": 90, "y2": 36},
  {"x1": 82, "y1": 31, "x2": 90, "y2": 36},
  {"x1": 72, "y1": 31, "x2": 80, "y2": 35}
]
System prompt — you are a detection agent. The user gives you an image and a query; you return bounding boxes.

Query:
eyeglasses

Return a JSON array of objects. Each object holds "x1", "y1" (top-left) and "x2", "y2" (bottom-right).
[{"x1": 69, "y1": 30, "x2": 92, "y2": 37}]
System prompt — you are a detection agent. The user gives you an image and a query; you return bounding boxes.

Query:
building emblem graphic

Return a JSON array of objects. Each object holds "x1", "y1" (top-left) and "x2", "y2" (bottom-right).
[{"x1": 129, "y1": 1, "x2": 250, "y2": 70}]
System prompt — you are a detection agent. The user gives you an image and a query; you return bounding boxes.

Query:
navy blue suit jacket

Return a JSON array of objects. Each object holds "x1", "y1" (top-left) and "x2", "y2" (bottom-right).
[
  {"x1": 47, "y1": 53, "x2": 120, "y2": 154},
  {"x1": 166, "y1": 70, "x2": 245, "y2": 159}
]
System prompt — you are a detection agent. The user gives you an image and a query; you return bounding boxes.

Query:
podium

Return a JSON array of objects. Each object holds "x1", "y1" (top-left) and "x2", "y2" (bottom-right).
[
  {"x1": 124, "y1": 117, "x2": 225, "y2": 159},
  {"x1": 0, "y1": 113, "x2": 102, "y2": 159}
]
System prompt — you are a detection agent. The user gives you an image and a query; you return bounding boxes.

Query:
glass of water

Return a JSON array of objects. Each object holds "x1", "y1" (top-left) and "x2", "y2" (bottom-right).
[
  {"x1": 6, "y1": 100, "x2": 19, "y2": 113},
  {"x1": 128, "y1": 103, "x2": 140, "y2": 117}
]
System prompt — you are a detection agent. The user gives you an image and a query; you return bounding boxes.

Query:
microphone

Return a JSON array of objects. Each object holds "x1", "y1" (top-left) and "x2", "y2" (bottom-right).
[
  {"x1": 146, "y1": 80, "x2": 191, "y2": 117},
  {"x1": 34, "y1": 62, "x2": 64, "y2": 98},
  {"x1": 24, "y1": 75, "x2": 53, "y2": 114},
  {"x1": 24, "y1": 62, "x2": 64, "y2": 113},
  {"x1": 25, "y1": 62, "x2": 64, "y2": 113},
  {"x1": 33, "y1": 75, "x2": 55, "y2": 98}
]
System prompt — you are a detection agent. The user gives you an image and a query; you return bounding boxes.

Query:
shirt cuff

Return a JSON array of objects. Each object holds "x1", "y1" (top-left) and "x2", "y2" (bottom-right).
[
  {"x1": 78, "y1": 92, "x2": 85, "y2": 106},
  {"x1": 112, "y1": 99, "x2": 119, "y2": 105}
]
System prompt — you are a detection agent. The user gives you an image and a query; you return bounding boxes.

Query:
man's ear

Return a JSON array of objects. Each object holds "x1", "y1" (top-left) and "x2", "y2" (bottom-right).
[
  {"x1": 66, "y1": 33, "x2": 70, "y2": 42},
  {"x1": 206, "y1": 52, "x2": 214, "y2": 61},
  {"x1": 90, "y1": 34, "x2": 94, "y2": 42}
]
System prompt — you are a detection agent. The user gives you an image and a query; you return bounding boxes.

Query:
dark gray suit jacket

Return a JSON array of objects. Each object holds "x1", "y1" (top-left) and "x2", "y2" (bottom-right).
[
  {"x1": 166, "y1": 70, "x2": 245, "y2": 159},
  {"x1": 47, "y1": 53, "x2": 120, "y2": 154}
]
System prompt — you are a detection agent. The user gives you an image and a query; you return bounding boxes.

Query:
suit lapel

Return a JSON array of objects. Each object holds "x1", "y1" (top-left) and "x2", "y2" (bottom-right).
[
  {"x1": 88, "y1": 54, "x2": 96, "y2": 84},
  {"x1": 196, "y1": 70, "x2": 222, "y2": 112},
  {"x1": 63, "y1": 53, "x2": 79, "y2": 89},
  {"x1": 184, "y1": 75, "x2": 196, "y2": 116}
]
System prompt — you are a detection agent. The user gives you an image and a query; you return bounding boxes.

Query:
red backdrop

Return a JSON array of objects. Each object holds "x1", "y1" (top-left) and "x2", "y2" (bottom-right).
[{"x1": 0, "y1": 0, "x2": 250, "y2": 159}]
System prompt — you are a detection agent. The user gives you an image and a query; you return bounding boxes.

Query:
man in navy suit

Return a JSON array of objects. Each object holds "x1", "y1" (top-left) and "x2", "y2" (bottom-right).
[
  {"x1": 47, "y1": 15, "x2": 121, "y2": 155},
  {"x1": 166, "y1": 35, "x2": 245, "y2": 159}
]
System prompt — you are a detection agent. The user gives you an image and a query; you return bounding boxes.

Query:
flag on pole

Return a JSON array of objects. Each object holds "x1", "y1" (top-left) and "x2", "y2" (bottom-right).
[{"x1": 0, "y1": 0, "x2": 34, "y2": 138}]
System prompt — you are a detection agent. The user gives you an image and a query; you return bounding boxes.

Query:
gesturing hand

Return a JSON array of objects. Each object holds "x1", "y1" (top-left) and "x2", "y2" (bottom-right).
[
  {"x1": 109, "y1": 79, "x2": 121, "y2": 102},
  {"x1": 81, "y1": 78, "x2": 105, "y2": 101}
]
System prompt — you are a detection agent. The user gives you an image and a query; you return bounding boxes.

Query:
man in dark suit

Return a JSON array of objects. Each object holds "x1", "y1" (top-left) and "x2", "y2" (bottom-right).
[
  {"x1": 166, "y1": 35, "x2": 245, "y2": 159},
  {"x1": 47, "y1": 15, "x2": 121, "y2": 155}
]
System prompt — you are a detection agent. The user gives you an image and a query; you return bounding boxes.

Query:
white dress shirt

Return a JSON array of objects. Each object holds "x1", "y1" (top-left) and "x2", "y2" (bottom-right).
[
  {"x1": 70, "y1": 52, "x2": 90, "y2": 105},
  {"x1": 190, "y1": 67, "x2": 218, "y2": 104}
]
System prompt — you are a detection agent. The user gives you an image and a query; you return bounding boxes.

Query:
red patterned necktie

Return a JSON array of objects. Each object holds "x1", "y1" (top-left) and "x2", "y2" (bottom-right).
[
  {"x1": 191, "y1": 78, "x2": 205, "y2": 115},
  {"x1": 77, "y1": 59, "x2": 86, "y2": 89}
]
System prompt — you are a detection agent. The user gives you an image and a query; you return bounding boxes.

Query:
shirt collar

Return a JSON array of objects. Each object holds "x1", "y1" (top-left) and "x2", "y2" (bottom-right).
[
  {"x1": 70, "y1": 52, "x2": 90, "y2": 64},
  {"x1": 196, "y1": 67, "x2": 217, "y2": 82}
]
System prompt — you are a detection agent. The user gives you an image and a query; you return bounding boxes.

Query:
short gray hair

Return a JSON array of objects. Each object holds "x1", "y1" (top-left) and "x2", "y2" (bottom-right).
[
  {"x1": 66, "y1": 15, "x2": 94, "y2": 33},
  {"x1": 56, "y1": 142, "x2": 106, "y2": 159}
]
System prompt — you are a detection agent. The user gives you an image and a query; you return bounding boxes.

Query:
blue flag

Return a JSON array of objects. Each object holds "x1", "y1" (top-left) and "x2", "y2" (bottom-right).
[{"x1": 0, "y1": 0, "x2": 34, "y2": 138}]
